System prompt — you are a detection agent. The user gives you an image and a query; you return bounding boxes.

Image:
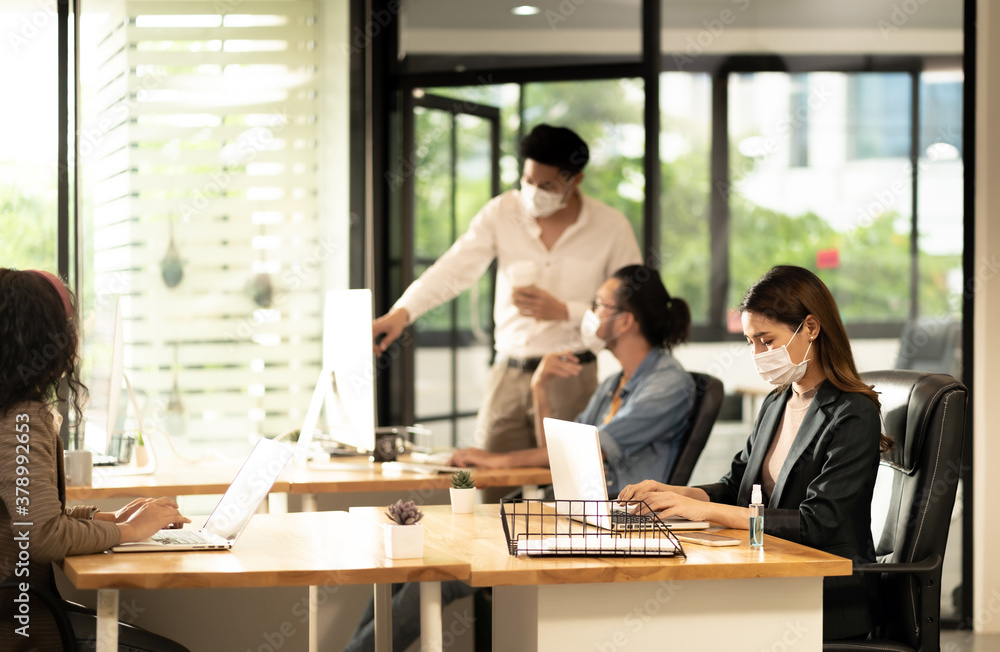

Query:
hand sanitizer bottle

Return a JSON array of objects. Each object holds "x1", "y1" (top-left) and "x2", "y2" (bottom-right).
[{"x1": 749, "y1": 484, "x2": 764, "y2": 548}]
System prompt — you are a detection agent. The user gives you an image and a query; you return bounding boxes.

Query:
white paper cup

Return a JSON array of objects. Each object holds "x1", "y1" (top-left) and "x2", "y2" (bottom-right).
[
  {"x1": 64, "y1": 450, "x2": 93, "y2": 487},
  {"x1": 507, "y1": 260, "x2": 538, "y2": 288}
]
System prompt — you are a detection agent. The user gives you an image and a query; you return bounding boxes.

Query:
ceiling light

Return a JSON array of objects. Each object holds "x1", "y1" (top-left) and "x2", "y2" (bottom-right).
[{"x1": 511, "y1": 6, "x2": 541, "y2": 16}]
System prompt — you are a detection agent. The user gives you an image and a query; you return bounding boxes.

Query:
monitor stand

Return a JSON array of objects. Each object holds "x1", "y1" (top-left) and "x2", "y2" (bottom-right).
[
  {"x1": 93, "y1": 372, "x2": 156, "y2": 477},
  {"x1": 294, "y1": 369, "x2": 369, "y2": 467},
  {"x1": 376, "y1": 425, "x2": 434, "y2": 454}
]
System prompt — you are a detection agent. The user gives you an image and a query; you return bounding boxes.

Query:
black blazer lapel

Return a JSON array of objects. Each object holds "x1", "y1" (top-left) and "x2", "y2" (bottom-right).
[
  {"x1": 742, "y1": 388, "x2": 789, "y2": 501},
  {"x1": 770, "y1": 381, "x2": 840, "y2": 506}
]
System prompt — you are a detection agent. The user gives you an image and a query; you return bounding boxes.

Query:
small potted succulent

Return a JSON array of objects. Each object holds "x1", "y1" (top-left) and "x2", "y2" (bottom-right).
[
  {"x1": 383, "y1": 499, "x2": 425, "y2": 559},
  {"x1": 449, "y1": 470, "x2": 477, "y2": 514}
]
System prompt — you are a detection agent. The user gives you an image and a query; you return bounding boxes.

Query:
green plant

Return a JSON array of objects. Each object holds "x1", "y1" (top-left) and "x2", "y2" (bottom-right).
[
  {"x1": 135, "y1": 431, "x2": 144, "y2": 447},
  {"x1": 450, "y1": 470, "x2": 476, "y2": 489},
  {"x1": 385, "y1": 499, "x2": 424, "y2": 525}
]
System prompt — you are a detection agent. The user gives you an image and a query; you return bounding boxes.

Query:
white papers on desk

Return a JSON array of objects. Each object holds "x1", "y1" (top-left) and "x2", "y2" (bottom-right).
[
  {"x1": 381, "y1": 461, "x2": 463, "y2": 476},
  {"x1": 516, "y1": 535, "x2": 680, "y2": 557}
]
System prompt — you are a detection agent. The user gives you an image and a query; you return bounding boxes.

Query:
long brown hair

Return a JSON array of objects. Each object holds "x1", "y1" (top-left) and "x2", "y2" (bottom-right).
[{"x1": 739, "y1": 265, "x2": 892, "y2": 452}]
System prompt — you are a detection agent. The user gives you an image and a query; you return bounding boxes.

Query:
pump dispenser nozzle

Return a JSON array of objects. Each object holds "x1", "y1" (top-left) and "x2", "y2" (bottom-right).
[{"x1": 749, "y1": 484, "x2": 764, "y2": 548}]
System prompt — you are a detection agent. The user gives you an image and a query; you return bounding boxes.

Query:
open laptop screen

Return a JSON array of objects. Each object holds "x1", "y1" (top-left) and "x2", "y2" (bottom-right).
[{"x1": 204, "y1": 438, "x2": 293, "y2": 541}]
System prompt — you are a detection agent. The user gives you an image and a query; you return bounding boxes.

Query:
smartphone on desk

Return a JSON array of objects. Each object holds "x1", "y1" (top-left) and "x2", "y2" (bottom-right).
[{"x1": 674, "y1": 531, "x2": 741, "y2": 547}]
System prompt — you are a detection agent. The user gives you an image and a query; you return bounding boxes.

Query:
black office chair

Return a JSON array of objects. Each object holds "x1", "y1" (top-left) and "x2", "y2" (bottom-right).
[
  {"x1": 894, "y1": 317, "x2": 962, "y2": 380},
  {"x1": 823, "y1": 370, "x2": 967, "y2": 652},
  {"x1": 667, "y1": 372, "x2": 724, "y2": 486},
  {"x1": 0, "y1": 580, "x2": 75, "y2": 651}
]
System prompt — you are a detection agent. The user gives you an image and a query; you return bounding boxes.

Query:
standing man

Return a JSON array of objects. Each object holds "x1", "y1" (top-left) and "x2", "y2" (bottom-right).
[{"x1": 372, "y1": 124, "x2": 642, "y2": 455}]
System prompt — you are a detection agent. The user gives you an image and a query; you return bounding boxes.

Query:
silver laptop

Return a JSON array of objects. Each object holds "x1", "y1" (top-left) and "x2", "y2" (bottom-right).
[
  {"x1": 543, "y1": 418, "x2": 709, "y2": 531},
  {"x1": 112, "y1": 438, "x2": 293, "y2": 552}
]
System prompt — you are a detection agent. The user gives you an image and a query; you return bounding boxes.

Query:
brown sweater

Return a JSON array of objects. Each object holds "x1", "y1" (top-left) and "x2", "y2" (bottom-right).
[{"x1": 1, "y1": 401, "x2": 120, "y2": 650}]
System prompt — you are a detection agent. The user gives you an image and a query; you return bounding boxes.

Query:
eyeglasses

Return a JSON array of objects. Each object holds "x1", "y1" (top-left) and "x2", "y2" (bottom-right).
[{"x1": 591, "y1": 299, "x2": 620, "y2": 314}]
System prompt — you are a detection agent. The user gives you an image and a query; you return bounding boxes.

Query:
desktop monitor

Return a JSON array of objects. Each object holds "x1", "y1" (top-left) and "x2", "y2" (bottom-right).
[
  {"x1": 294, "y1": 289, "x2": 377, "y2": 465},
  {"x1": 81, "y1": 294, "x2": 125, "y2": 458}
]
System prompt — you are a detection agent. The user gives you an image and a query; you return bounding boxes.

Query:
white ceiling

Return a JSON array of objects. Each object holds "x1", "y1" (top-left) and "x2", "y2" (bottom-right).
[
  {"x1": 400, "y1": 0, "x2": 964, "y2": 56},
  {"x1": 401, "y1": 0, "x2": 962, "y2": 31}
]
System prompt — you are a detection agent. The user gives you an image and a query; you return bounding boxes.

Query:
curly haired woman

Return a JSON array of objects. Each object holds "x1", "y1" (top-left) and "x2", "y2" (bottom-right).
[{"x1": 0, "y1": 268, "x2": 190, "y2": 651}]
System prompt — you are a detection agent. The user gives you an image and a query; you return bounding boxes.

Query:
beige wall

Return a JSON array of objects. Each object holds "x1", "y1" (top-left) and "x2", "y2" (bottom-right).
[{"x1": 973, "y1": 0, "x2": 1000, "y2": 635}]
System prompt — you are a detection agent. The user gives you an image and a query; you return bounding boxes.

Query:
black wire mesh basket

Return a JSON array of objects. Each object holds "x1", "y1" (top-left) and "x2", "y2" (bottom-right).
[{"x1": 500, "y1": 498, "x2": 686, "y2": 558}]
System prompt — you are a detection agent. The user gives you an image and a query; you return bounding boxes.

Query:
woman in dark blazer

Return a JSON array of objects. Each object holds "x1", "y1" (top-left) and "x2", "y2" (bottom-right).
[{"x1": 619, "y1": 265, "x2": 891, "y2": 641}]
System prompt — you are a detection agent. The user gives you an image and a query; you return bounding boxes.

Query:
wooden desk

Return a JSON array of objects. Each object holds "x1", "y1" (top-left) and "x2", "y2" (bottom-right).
[
  {"x1": 60, "y1": 512, "x2": 467, "y2": 652},
  {"x1": 288, "y1": 459, "x2": 551, "y2": 510},
  {"x1": 68, "y1": 456, "x2": 550, "y2": 505},
  {"x1": 66, "y1": 458, "x2": 289, "y2": 501},
  {"x1": 353, "y1": 504, "x2": 853, "y2": 652}
]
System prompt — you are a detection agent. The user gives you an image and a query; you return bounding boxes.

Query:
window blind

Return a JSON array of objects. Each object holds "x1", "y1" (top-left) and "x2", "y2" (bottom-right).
[{"x1": 84, "y1": 0, "x2": 322, "y2": 447}]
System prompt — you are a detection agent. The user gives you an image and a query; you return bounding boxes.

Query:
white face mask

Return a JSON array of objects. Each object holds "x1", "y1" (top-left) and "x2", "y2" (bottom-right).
[
  {"x1": 580, "y1": 309, "x2": 618, "y2": 353},
  {"x1": 520, "y1": 182, "x2": 569, "y2": 218},
  {"x1": 752, "y1": 322, "x2": 813, "y2": 385}
]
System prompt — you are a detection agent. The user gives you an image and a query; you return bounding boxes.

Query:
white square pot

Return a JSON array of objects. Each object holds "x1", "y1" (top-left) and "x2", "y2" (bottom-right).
[
  {"x1": 449, "y1": 487, "x2": 476, "y2": 514},
  {"x1": 383, "y1": 522, "x2": 424, "y2": 559}
]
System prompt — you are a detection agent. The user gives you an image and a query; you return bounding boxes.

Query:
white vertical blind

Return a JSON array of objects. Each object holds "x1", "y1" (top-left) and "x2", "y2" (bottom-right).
[{"x1": 85, "y1": 0, "x2": 322, "y2": 447}]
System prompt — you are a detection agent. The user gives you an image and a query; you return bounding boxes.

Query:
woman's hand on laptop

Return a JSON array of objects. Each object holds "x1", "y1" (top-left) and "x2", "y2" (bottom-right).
[
  {"x1": 626, "y1": 490, "x2": 714, "y2": 522},
  {"x1": 95, "y1": 497, "x2": 171, "y2": 524},
  {"x1": 617, "y1": 482, "x2": 713, "y2": 517},
  {"x1": 114, "y1": 498, "x2": 191, "y2": 543},
  {"x1": 617, "y1": 480, "x2": 670, "y2": 501},
  {"x1": 618, "y1": 482, "x2": 709, "y2": 503}
]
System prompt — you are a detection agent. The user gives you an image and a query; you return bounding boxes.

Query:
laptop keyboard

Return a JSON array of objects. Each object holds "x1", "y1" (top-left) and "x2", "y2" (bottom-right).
[
  {"x1": 151, "y1": 529, "x2": 207, "y2": 545},
  {"x1": 611, "y1": 509, "x2": 654, "y2": 527},
  {"x1": 92, "y1": 453, "x2": 121, "y2": 467}
]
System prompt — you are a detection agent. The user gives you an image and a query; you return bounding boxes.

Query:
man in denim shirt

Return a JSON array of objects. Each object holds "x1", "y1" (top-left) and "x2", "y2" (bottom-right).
[
  {"x1": 574, "y1": 347, "x2": 693, "y2": 494},
  {"x1": 450, "y1": 264, "x2": 695, "y2": 495},
  {"x1": 342, "y1": 266, "x2": 695, "y2": 652}
]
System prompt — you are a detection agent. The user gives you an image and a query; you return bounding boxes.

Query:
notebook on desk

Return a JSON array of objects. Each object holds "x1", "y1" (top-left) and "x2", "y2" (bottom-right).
[
  {"x1": 543, "y1": 418, "x2": 709, "y2": 532},
  {"x1": 381, "y1": 452, "x2": 463, "y2": 475},
  {"x1": 111, "y1": 438, "x2": 293, "y2": 553}
]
